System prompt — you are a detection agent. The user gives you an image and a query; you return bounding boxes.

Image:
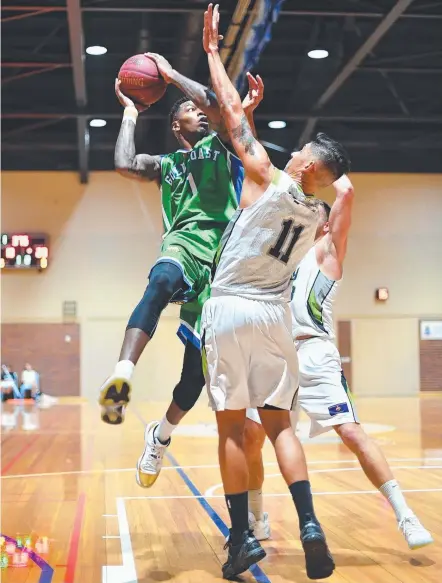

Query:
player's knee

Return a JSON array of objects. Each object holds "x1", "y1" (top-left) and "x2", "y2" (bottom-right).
[
  {"x1": 335, "y1": 422, "x2": 366, "y2": 450},
  {"x1": 149, "y1": 268, "x2": 180, "y2": 299},
  {"x1": 173, "y1": 367, "x2": 205, "y2": 412},
  {"x1": 127, "y1": 263, "x2": 184, "y2": 336},
  {"x1": 244, "y1": 419, "x2": 266, "y2": 459}
]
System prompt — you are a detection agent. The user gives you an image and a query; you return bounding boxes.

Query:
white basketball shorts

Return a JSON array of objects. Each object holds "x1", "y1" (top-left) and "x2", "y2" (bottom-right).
[
  {"x1": 201, "y1": 294, "x2": 299, "y2": 411},
  {"x1": 247, "y1": 336, "x2": 359, "y2": 437}
]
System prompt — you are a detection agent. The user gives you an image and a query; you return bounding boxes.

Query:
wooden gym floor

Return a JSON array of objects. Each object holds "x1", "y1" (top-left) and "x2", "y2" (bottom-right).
[{"x1": 1, "y1": 393, "x2": 441, "y2": 583}]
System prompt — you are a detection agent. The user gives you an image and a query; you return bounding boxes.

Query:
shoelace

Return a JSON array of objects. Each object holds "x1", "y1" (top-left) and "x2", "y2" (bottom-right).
[
  {"x1": 223, "y1": 529, "x2": 254, "y2": 550},
  {"x1": 399, "y1": 515, "x2": 422, "y2": 536},
  {"x1": 140, "y1": 444, "x2": 164, "y2": 470}
]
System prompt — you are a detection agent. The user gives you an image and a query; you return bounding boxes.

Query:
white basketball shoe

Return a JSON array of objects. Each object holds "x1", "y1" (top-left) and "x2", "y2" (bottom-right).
[
  {"x1": 136, "y1": 421, "x2": 170, "y2": 488},
  {"x1": 249, "y1": 511, "x2": 271, "y2": 541},
  {"x1": 399, "y1": 514, "x2": 433, "y2": 549}
]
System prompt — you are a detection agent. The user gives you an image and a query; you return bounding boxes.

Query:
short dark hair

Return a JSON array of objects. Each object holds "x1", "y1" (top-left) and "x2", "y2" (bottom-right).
[
  {"x1": 168, "y1": 97, "x2": 191, "y2": 127},
  {"x1": 319, "y1": 200, "x2": 331, "y2": 221},
  {"x1": 310, "y1": 132, "x2": 351, "y2": 181}
]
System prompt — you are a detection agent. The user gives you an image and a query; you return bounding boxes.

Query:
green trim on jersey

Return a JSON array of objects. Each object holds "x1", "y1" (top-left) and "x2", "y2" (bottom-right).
[{"x1": 306, "y1": 271, "x2": 335, "y2": 331}]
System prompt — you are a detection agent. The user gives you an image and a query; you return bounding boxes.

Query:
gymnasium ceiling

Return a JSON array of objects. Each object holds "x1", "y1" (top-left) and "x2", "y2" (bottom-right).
[{"x1": 2, "y1": 0, "x2": 442, "y2": 180}]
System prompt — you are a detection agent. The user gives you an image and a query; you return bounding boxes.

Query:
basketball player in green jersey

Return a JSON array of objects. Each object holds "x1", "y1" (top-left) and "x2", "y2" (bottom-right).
[{"x1": 99, "y1": 52, "x2": 263, "y2": 482}]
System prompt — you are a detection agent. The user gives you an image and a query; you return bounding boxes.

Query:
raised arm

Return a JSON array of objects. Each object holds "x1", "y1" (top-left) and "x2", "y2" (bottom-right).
[
  {"x1": 114, "y1": 80, "x2": 161, "y2": 182},
  {"x1": 203, "y1": 4, "x2": 272, "y2": 185},
  {"x1": 317, "y1": 175, "x2": 354, "y2": 279},
  {"x1": 328, "y1": 174, "x2": 354, "y2": 263},
  {"x1": 146, "y1": 52, "x2": 263, "y2": 143}
]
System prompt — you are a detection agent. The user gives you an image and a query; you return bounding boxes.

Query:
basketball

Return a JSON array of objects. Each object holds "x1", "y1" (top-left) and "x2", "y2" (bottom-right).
[{"x1": 118, "y1": 54, "x2": 167, "y2": 107}]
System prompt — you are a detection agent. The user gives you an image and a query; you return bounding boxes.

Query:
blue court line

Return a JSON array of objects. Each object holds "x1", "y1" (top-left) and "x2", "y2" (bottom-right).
[
  {"x1": 1, "y1": 534, "x2": 53, "y2": 583},
  {"x1": 166, "y1": 450, "x2": 271, "y2": 583},
  {"x1": 133, "y1": 409, "x2": 271, "y2": 582},
  {"x1": 133, "y1": 409, "x2": 272, "y2": 583}
]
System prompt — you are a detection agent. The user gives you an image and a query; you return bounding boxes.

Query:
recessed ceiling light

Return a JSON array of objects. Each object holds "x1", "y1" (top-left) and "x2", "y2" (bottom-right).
[
  {"x1": 89, "y1": 119, "x2": 106, "y2": 127},
  {"x1": 86, "y1": 45, "x2": 107, "y2": 56},
  {"x1": 268, "y1": 120, "x2": 286, "y2": 129},
  {"x1": 308, "y1": 49, "x2": 329, "y2": 59}
]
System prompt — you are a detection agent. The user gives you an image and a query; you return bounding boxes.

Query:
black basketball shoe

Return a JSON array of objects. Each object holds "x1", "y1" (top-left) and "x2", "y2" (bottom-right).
[
  {"x1": 301, "y1": 516, "x2": 335, "y2": 580},
  {"x1": 222, "y1": 529, "x2": 266, "y2": 580}
]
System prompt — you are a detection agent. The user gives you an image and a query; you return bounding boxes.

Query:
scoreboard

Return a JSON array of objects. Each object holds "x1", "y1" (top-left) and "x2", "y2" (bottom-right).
[{"x1": 1, "y1": 233, "x2": 49, "y2": 270}]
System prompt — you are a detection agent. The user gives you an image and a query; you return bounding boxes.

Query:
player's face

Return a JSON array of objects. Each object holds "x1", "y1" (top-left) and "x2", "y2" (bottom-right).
[{"x1": 175, "y1": 101, "x2": 210, "y2": 139}]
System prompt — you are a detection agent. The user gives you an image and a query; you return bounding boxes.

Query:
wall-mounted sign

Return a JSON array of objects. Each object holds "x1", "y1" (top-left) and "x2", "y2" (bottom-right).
[{"x1": 420, "y1": 320, "x2": 442, "y2": 340}]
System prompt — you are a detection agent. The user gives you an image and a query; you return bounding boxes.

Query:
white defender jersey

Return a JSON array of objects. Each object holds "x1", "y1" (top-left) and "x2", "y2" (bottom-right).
[
  {"x1": 211, "y1": 169, "x2": 319, "y2": 302},
  {"x1": 290, "y1": 245, "x2": 341, "y2": 340}
]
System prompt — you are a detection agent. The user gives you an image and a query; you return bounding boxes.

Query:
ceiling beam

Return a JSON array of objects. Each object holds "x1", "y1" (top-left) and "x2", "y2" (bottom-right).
[
  {"x1": 298, "y1": 0, "x2": 415, "y2": 144},
  {"x1": 3, "y1": 5, "x2": 442, "y2": 19},
  {"x1": 66, "y1": 0, "x2": 88, "y2": 183},
  {"x1": 359, "y1": 66, "x2": 442, "y2": 74},
  {"x1": 3, "y1": 112, "x2": 442, "y2": 123},
  {"x1": 4, "y1": 138, "x2": 442, "y2": 152}
]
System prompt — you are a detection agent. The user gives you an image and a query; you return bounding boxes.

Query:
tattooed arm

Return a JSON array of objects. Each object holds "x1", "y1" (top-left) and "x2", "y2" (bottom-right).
[
  {"x1": 147, "y1": 53, "x2": 263, "y2": 144},
  {"x1": 114, "y1": 112, "x2": 161, "y2": 182},
  {"x1": 203, "y1": 5, "x2": 272, "y2": 186},
  {"x1": 114, "y1": 81, "x2": 161, "y2": 182}
]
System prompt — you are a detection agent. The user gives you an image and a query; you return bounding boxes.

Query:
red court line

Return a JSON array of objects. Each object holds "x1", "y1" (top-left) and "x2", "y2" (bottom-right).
[
  {"x1": 64, "y1": 492, "x2": 86, "y2": 583},
  {"x1": 64, "y1": 434, "x2": 94, "y2": 583},
  {"x1": 1, "y1": 436, "x2": 40, "y2": 475}
]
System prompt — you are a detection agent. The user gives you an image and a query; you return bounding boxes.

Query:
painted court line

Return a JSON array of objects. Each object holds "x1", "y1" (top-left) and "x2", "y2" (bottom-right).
[
  {"x1": 0, "y1": 533, "x2": 53, "y2": 583},
  {"x1": 102, "y1": 498, "x2": 137, "y2": 583},
  {"x1": 204, "y1": 467, "x2": 442, "y2": 497},
  {"x1": 123, "y1": 487, "x2": 442, "y2": 501},
  {"x1": 65, "y1": 492, "x2": 86, "y2": 583},
  {"x1": 1, "y1": 435, "x2": 40, "y2": 475},
  {"x1": 132, "y1": 408, "x2": 271, "y2": 583},
  {"x1": 166, "y1": 450, "x2": 271, "y2": 583},
  {"x1": 65, "y1": 433, "x2": 94, "y2": 583},
  {"x1": 3, "y1": 457, "x2": 442, "y2": 480}
]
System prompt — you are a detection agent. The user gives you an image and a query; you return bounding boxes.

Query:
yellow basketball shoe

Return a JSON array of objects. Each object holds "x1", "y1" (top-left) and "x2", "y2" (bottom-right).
[{"x1": 98, "y1": 375, "x2": 131, "y2": 425}]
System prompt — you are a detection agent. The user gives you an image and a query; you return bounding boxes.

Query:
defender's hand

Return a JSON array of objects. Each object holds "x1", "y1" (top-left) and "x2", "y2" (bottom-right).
[
  {"x1": 242, "y1": 72, "x2": 264, "y2": 113},
  {"x1": 333, "y1": 174, "x2": 353, "y2": 193},
  {"x1": 203, "y1": 4, "x2": 223, "y2": 54}
]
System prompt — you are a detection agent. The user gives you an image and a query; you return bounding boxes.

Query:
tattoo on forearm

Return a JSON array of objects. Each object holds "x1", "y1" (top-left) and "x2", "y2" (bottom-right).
[
  {"x1": 115, "y1": 119, "x2": 161, "y2": 181},
  {"x1": 173, "y1": 72, "x2": 213, "y2": 109},
  {"x1": 231, "y1": 114, "x2": 256, "y2": 155}
]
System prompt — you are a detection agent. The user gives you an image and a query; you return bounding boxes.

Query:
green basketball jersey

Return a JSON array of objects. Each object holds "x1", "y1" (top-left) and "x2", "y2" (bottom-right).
[{"x1": 160, "y1": 133, "x2": 243, "y2": 264}]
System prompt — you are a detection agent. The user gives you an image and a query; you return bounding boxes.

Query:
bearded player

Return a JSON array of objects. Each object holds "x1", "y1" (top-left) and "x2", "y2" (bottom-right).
[
  {"x1": 99, "y1": 53, "x2": 263, "y2": 484},
  {"x1": 244, "y1": 176, "x2": 433, "y2": 549}
]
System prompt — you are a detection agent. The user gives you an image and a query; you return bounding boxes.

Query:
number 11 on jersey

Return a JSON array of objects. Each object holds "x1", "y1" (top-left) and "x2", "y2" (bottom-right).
[{"x1": 268, "y1": 219, "x2": 305, "y2": 265}]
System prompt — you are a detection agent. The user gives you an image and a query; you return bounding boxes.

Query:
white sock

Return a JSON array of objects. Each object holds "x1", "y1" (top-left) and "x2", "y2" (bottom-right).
[
  {"x1": 249, "y1": 489, "x2": 264, "y2": 521},
  {"x1": 379, "y1": 479, "x2": 412, "y2": 522},
  {"x1": 155, "y1": 416, "x2": 176, "y2": 444},
  {"x1": 114, "y1": 360, "x2": 135, "y2": 380}
]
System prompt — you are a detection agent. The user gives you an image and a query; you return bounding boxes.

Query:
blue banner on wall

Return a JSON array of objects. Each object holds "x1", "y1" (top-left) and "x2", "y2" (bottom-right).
[{"x1": 234, "y1": 0, "x2": 287, "y2": 92}]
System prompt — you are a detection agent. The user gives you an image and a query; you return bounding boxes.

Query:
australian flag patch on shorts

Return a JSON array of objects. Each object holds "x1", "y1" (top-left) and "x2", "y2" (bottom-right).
[{"x1": 328, "y1": 403, "x2": 349, "y2": 416}]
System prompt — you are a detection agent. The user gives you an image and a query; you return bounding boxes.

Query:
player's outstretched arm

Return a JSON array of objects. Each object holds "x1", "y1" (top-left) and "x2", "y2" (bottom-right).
[
  {"x1": 146, "y1": 52, "x2": 262, "y2": 142},
  {"x1": 329, "y1": 174, "x2": 354, "y2": 264},
  {"x1": 204, "y1": 4, "x2": 272, "y2": 186},
  {"x1": 318, "y1": 175, "x2": 354, "y2": 278},
  {"x1": 114, "y1": 80, "x2": 161, "y2": 182}
]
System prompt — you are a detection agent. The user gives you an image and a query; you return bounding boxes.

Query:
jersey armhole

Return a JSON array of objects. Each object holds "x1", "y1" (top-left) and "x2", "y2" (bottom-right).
[{"x1": 213, "y1": 134, "x2": 241, "y2": 161}]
